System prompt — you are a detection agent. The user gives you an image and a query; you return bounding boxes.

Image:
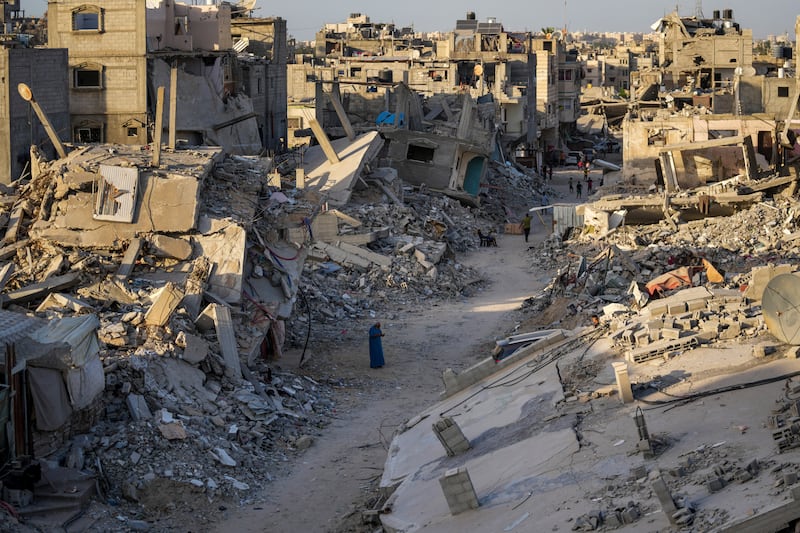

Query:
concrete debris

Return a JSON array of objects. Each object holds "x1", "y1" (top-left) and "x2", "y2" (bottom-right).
[{"x1": 0, "y1": 135, "x2": 555, "y2": 528}]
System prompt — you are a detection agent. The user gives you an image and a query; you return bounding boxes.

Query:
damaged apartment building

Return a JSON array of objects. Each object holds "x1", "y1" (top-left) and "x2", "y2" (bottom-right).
[
  {"x1": 623, "y1": 9, "x2": 800, "y2": 187},
  {"x1": 45, "y1": 0, "x2": 286, "y2": 157},
  {"x1": 287, "y1": 12, "x2": 581, "y2": 199}
]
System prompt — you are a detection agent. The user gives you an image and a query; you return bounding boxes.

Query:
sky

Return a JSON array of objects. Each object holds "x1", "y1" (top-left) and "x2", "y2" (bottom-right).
[{"x1": 23, "y1": 0, "x2": 799, "y2": 41}]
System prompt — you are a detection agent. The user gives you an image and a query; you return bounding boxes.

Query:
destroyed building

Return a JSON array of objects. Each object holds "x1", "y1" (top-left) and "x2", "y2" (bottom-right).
[
  {"x1": 45, "y1": 0, "x2": 287, "y2": 155},
  {"x1": 622, "y1": 11, "x2": 800, "y2": 186},
  {"x1": 287, "y1": 12, "x2": 581, "y2": 169}
]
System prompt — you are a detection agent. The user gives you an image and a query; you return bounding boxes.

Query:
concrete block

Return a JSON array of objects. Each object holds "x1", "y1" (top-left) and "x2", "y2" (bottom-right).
[
  {"x1": 661, "y1": 327, "x2": 681, "y2": 340},
  {"x1": 432, "y1": 417, "x2": 470, "y2": 456},
  {"x1": 651, "y1": 476, "x2": 678, "y2": 518},
  {"x1": 179, "y1": 333, "x2": 209, "y2": 364},
  {"x1": 634, "y1": 330, "x2": 651, "y2": 346},
  {"x1": 686, "y1": 298, "x2": 707, "y2": 312},
  {"x1": 439, "y1": 467, "x2": 479, "y2": 515},
  {"x1": 612, "y1": 362, "x2": 634, "y2": 403},
  {"x1": 745, "y1": 264, "x2": 794, "y2": 300},
  {"x1": 150, "y1": 234, "x2": 193, "y2": 260},
  {"x1": 719, "y1": 322, "x2": 741, "y2": 340},
  {"x1": 668, "y1": 302, "x2": 687, "y2": 316},
  {"x1": 127, "y1": 394, "x2": 152, "y2": 422},
  {"x1": 647, "y1": 302, "x2": 668, "y2": 317},
  {"x1": 706, "y1": 477, "x2": 725, "y2": 493},
  {"x1": 144, "y1": 282, "x2": 185, "y2": 327}
]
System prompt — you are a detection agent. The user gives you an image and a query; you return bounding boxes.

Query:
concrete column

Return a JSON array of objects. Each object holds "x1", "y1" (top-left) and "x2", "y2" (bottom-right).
[
  {"x1": 308, "y1": 118, "x2": 340, "y2": 164},
  {"x1": 651, "y1": 476, "x2": 678, "y2": 523},
  {"x1": 168, "y1": 62, "x2": 178, "y2": 150},
  {"x1": 439, "y1": 467, "x2": 479, "y2": 515},
  {"x1": 612, "y1": 362, "x2": 634, "y2": 403},
  {"x1": 330, "y1": 84, "x2": 356, "y2": 141},
  {"x1": 153, "y1": 86, "x2": 165, "y2": 167},
  {"x1": 295, "y1": 167, "x2": 305, "y2": 189},
  {"x1": 432, "y1": 417, "x2": 470, "y2": 456}
]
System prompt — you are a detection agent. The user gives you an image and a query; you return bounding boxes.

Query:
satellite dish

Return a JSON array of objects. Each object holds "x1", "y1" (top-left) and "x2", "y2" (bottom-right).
[
  {"x1": 17, "y1": 83, "x2": 33, "y2": 102},
  {"x1": 237, "y1": 0, "x2": 257, "y2": 11},
  {"x1": 473, "y1": 64, "x2": 484, "y2": 77},
  {"x1": 763, "y1": 273, "x2": 800, "y2": 344},
  {"x1": 552, "y1": 30, "x2": 563, "y2": 40}
]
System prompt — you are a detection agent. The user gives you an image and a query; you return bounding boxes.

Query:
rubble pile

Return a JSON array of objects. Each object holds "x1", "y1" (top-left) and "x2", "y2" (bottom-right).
[{"x1": 482, "y1": 161, "x2": 549, "y2": 225}]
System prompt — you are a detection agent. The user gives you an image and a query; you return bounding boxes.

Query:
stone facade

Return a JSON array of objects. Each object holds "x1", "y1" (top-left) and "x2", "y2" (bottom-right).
[{"x1": 48, "y1": 0, "x2": 148, "y2": 145}]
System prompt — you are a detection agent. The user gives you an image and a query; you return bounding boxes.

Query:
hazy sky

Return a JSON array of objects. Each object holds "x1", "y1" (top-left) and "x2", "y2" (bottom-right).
[{"x1": 23, "y1": 0, "x2": 799, "y2": 41}]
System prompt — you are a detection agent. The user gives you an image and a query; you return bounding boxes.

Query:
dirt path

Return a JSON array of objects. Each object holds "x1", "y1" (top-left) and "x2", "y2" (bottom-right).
[{"x1": 213, "y1": 169, "x2": 585, "y2": 533}]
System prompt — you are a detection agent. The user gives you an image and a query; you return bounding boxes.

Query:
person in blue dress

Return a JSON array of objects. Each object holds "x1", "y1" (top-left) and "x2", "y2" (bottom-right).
[{"x1": 369, "y1": 322, "x2": 385, "y2": 368}]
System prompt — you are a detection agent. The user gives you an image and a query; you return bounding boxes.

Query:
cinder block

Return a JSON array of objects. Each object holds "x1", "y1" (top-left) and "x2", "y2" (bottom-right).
[
  {"x1": 439, "y1": 467, "x2": 479, "y2": 515},
  {"x1": 432, "y1": 417, "x2": 471, "y2": 456},
  {"x1": 686, "y1": 299, "x2": 707, "y2": 312},
  {"x1": 634, "y1": 330, "x2": 651, "y2": 346},
  {"x1": 668, "y1": 302, "x2": 687, "y2": 316},
  {"x1": 661, "y1": 327, "x2": 681, "y2": 340},
  {"x1": 647, "y1": 302, "x2": 668, "y2": 317}
]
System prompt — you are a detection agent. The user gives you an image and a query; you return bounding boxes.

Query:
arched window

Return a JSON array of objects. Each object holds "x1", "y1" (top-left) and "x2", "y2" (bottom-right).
[
  {"x1": 72, "y1": 5, "x2": 103, "y2": 32},
  {"x1": 73, "y1": 63, "x2": 104, "y2": 89}
]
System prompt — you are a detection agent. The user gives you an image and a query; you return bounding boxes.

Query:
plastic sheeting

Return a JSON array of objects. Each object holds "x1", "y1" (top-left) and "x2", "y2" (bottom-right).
[{"x1": 28, "y1": 367, "x2": 73, "y2": 431}]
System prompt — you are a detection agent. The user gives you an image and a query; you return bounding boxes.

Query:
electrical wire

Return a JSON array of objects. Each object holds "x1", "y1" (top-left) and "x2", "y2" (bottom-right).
[
  {"x1": 637, "y1": 369, "x2": 800, "y2": 409},
  {"x1": 439, "y1": 327, "x2": 606, "y2": 417}
]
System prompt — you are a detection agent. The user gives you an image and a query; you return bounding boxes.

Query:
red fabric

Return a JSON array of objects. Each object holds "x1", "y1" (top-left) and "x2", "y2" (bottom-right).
[{"x1": 645, "y1": 267, "x2": 693, "y2": 296}]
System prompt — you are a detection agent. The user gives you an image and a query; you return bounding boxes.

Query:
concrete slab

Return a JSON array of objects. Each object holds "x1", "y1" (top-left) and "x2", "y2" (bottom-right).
[
  {"x1": 380, "y1": 359, "x2": 578, "y2": 532},
  {"x1": 301, "y1": 131, "x2": 383, "y2": 206}
]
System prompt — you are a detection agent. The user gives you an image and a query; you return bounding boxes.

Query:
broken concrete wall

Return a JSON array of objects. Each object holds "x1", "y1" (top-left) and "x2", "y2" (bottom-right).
[
  {"x1": 145, "y1": 0, "x2": 232, "y2": 52},
  {"x1": 623, "y1": 115, "x2": 775, "y2": 185},
  {"x1": 31, "y1": 163, "x2": 213, "y2": 248},
  {"x1": 150, "y1": 57, "x2": 262, "y2": 155}
]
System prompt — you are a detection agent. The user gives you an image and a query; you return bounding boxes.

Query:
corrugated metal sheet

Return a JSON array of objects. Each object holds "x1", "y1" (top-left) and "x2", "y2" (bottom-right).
[
  {"x1": 94, "y1": 165, "x2": 139, "y2": 223},
  {"x1": 553, "y1": 203, "x2": 583, "y2": 237}
]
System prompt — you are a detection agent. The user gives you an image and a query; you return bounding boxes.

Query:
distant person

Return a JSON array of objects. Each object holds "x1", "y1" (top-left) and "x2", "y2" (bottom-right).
[
  {"x1": 568, "y1": 176, "x2": 574, "y2": 193},
  {"x1": 548, "y1": 166, "x2": 553, "y2": 180},
  {"x1": 587, "y1": 177, "x2": 593, "y2": 193},
  {"x1": 541, "y1": 193, "x2": 550, "y2": 215},
  {"x1": 583, "y1": 166, "x2": 589, "y2": 181},
  {"x1": 369, "y1": 322, "x2": 385, "y2": 368},
  {"x1": 520, "y1": 213, "x2": 532, "y2": 243},
  {"x1": 576, "y1": 181, "x2": 583, "y2": 198}
]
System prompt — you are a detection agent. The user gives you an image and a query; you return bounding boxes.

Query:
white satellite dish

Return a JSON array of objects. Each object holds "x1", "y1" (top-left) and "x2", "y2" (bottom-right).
[{"x1": 552, "y1": 30, "x2": 563, "y2": 40}]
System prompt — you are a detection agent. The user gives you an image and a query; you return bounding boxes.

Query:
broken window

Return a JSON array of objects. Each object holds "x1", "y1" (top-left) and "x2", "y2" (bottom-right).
[
  {"x1": 407, "y1": 144, "x2": 435, "y2": 163},
  {"x1": 287, "y1": 117, "x2": 303, "y2": 129},
  {"x1": 779, "y1": 86, "x2": 790, "y2": 98},
  {"x1": 73, "y1": 64, "x2": 103, "y2": 88},
  {"x1": 127, "y1": 127, "x2": 138, "y2": 137},
  {"x1": 73, "y1": 124, "x2": 103, "y2": 143},
  {"x1": 72, "y1": 5, "x2": 102, "y2": 31}
]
